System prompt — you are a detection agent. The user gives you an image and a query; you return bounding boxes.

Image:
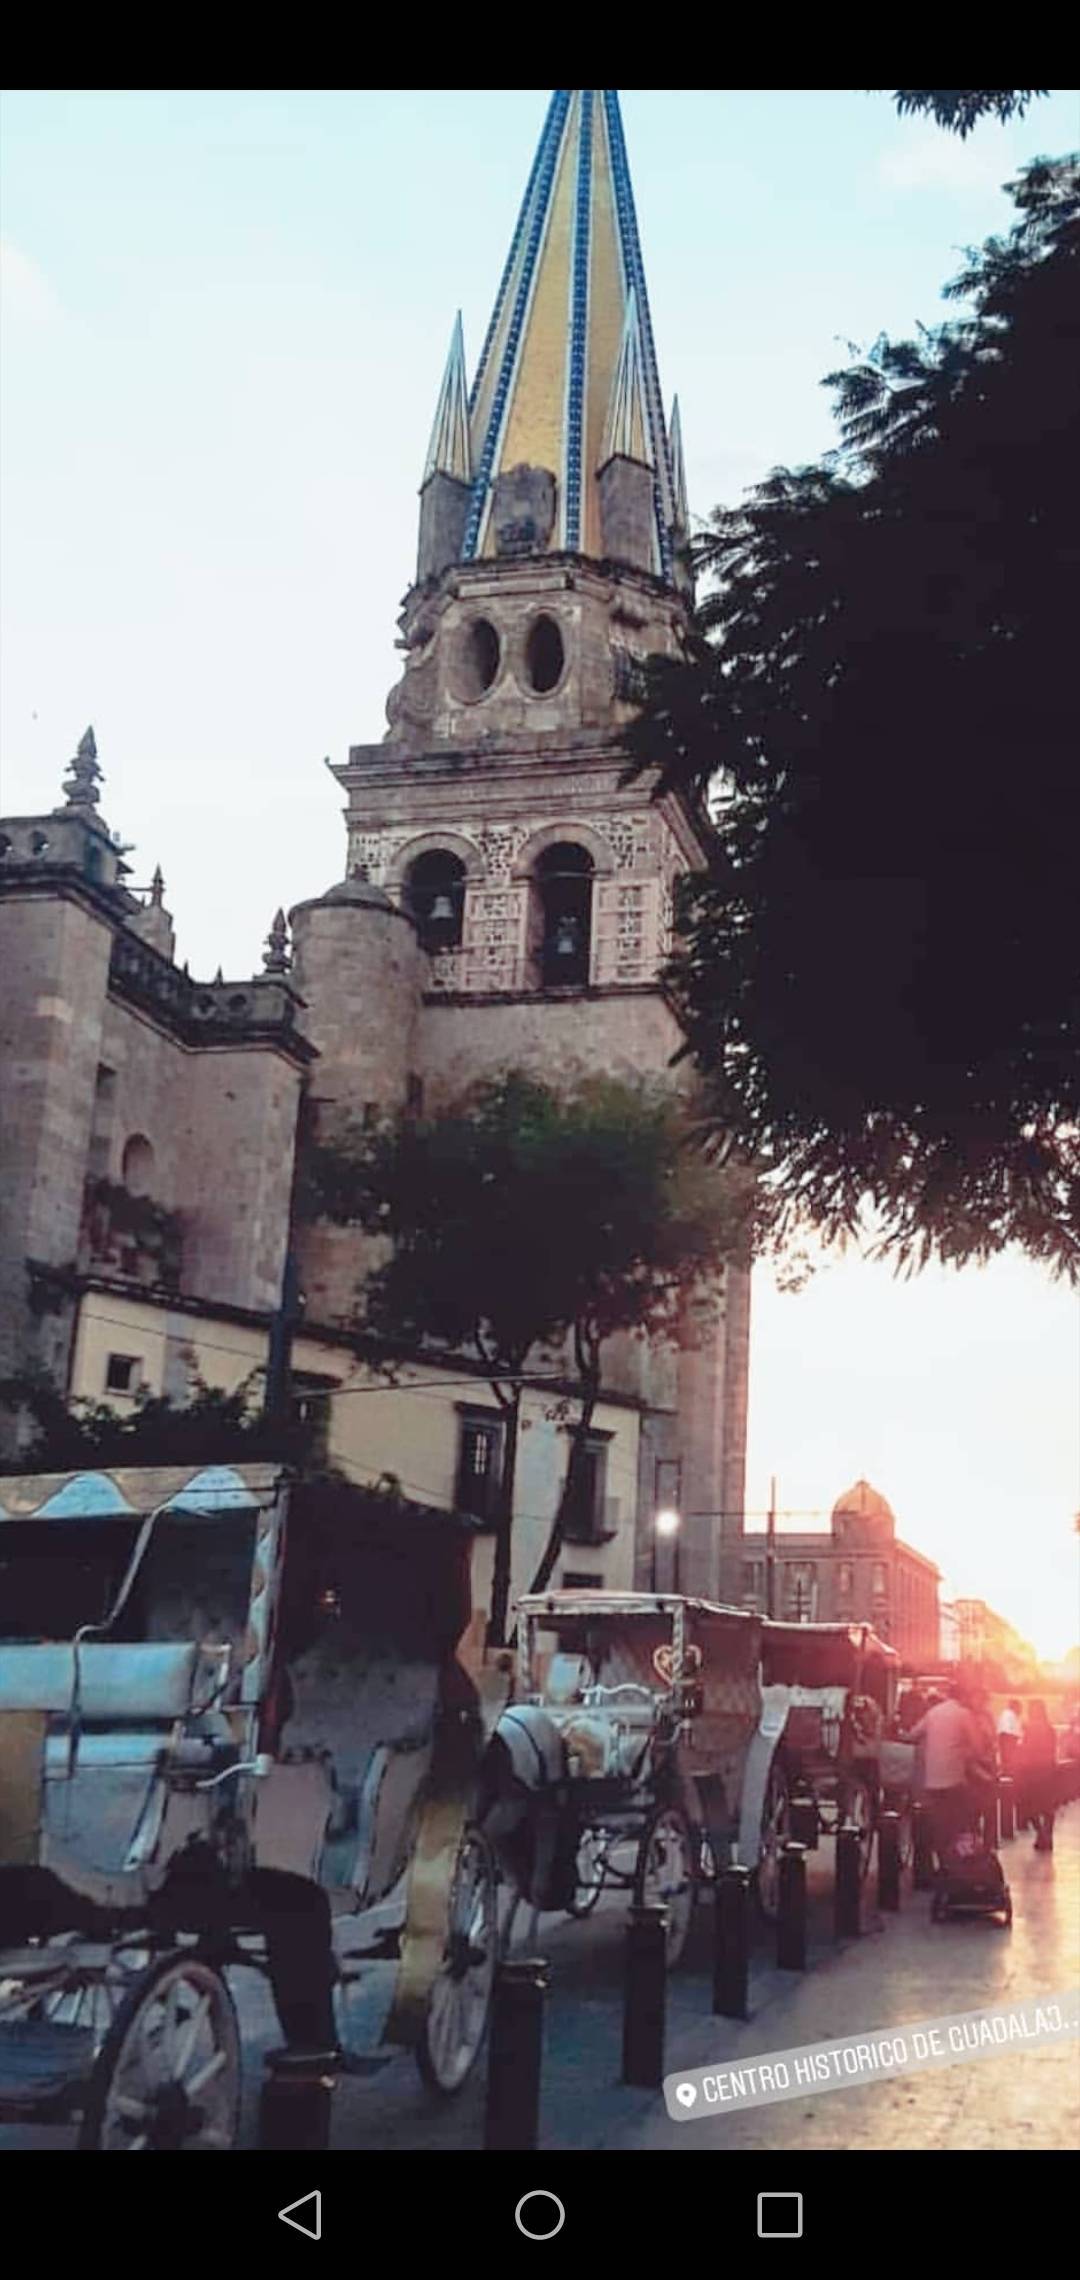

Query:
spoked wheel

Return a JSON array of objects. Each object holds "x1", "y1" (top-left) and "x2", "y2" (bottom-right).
[
  {"x1": 416, "y1": 1827, "x2": 498, "y2": 2098},
  {"x1": 842, "y1": 1777, "x2": 876, "y2": 1883},
  {"x1": 634, "y1": 1806, "x2": 696, "y2": 1968},
  {"x1": 78, "y1": 1952, "x2": 241, "y2": 2150},
  {"x1": 32, "y1": 1935, "x2": 150, "y2": 2056},
  {"x1": 754, "y1": 1764, "x2": 789, "y2": 1923},
  {"x1": 567, "y1": 1828, "x2": 609, "y2": 1918}
]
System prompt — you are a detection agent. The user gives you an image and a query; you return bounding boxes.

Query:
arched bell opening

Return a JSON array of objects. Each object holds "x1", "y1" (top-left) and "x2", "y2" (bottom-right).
[
  {"x1": 534, "y1": 842, "x2": 594, "y2": 990},
  {"x1": 406, "y1": 848, "x2": 467, "y2": 953}
]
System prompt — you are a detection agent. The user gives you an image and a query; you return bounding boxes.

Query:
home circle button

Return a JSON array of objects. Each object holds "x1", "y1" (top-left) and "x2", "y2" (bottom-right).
[{"x1": 514, "y1": 2192, "x2": 566, "y2": 2240}]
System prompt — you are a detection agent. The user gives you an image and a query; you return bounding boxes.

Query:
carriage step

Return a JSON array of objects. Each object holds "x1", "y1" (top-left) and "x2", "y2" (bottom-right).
[
  {"x1": 338, "y1": 1930, "x2": 401, "y2": 1969},
  {"x1": 0, "y1": 2019, "x2": 95, "y2": 2113}
]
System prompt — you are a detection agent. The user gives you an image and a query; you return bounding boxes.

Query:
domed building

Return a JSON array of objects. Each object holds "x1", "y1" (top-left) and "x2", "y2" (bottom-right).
[{"x1": 739, "y1": 1476, "x2": 940, "y2": 1665}]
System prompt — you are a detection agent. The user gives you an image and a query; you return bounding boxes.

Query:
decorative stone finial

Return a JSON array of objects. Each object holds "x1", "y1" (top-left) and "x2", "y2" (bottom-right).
[
  {"x1": 263, "y1": 908, "x2": 291, "y2": 974},
  {"x1": 149, "y1": 864, "x2": 165, "y2": 906},
  {"x1": 62, "y1": 725, "x2": 103, "y2": 809},
  {"x1": 213, "y1": 966, "x2": 224, "y2": 985}
]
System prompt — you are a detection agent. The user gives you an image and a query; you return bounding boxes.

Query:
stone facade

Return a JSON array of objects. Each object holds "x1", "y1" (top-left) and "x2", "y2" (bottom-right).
[{"x1": 0, "y1": 758, "x2": 313, "y2": 1427}]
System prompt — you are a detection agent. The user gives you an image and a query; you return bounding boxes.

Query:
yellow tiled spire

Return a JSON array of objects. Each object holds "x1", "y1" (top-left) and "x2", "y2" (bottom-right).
[{"x1": 449, "y1": 91, "x2": 677, "y2": 580}]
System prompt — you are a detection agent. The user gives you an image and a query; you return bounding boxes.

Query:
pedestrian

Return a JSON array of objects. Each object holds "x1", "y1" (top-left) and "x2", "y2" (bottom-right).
[
  {"x1": 909, "y1": 1680, "x2": 984, "y2": 1879},
  {"x1": 1020, "y1": 1700, "x2": 1058, "y2": 1853},
  {"x1": 996, "y1": 1698, "x2": 1023, "y2": 1775}
]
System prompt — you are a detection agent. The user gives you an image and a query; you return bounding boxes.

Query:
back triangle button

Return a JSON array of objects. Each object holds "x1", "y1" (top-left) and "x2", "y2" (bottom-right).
[{"x1": 278, "y1": 2191, "x2": 322, "y2": 2241}]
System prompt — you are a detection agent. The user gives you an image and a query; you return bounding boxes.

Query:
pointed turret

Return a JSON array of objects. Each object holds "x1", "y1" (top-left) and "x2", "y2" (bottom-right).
[
  {"x1": 596, "y1": 287, "x2": 656, "y2": 570},
  {"x1": 415, "y1": 92, "x2": 675, "y2": 581},
  {"x1": 417, "y1": 313, "x2": 474, "y2": 583},
  {"x1": 668, "y1": 396, "x2": 689, "y2": 536},
  {"x1": 62, "y1": 726, "x2": 103, "y2": 810}
]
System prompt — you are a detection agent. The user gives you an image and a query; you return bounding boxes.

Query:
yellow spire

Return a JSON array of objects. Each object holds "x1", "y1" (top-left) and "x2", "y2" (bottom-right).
[{"x1": 459, "y1": 92, "x2": 676, "y2": 579}]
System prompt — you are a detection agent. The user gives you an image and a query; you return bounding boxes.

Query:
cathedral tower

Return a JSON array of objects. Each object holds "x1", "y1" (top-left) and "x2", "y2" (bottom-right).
[{"x1": 294, "y1": 91, "x2": 749, "y2": 1597}]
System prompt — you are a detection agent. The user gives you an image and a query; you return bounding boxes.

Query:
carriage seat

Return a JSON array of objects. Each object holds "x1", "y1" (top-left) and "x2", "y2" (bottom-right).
[
  {"x1": 545, "y1": 1654, "x2": 589, "y2": 1704},
  {"x1": 0, "y1": 1641, "x2": 229, "y2": 1723}
]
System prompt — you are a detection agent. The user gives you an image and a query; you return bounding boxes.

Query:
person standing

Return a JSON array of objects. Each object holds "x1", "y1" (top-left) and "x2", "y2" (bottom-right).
[
  {"x1": 909, "y1": 1682, "x2": 983, "y2": 1875},
  {"x1": 1020, "y1": 1700, "x2": 1058, "y2": 1852},
  {"x1": 996, "y1": 1698, "x2": 1023, "y2": 1774}
]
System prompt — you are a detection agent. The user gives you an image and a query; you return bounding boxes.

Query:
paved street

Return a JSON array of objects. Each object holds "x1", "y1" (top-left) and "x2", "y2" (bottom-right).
[
  {"x1": 269, "y1": 1799, "x2": 1080, "y2": 2153},
  {"x1": 3, "y1": 1801, "x2": 1076, "y2": 2154}
]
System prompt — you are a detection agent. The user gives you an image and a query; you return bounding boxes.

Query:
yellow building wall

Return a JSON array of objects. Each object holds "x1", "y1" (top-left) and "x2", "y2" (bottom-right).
[{"x1": 69, "y1": 1294, "x2": 642, "y2": 1615}]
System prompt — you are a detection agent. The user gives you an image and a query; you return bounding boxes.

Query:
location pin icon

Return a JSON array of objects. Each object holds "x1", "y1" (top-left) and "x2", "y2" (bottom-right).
[{"x1": 676, "y1": 2082, "x2": 697, "y2": 2109}]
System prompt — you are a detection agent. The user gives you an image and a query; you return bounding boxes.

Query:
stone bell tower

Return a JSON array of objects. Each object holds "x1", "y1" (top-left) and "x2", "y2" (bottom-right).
[{"x1": 301, "y1": 90, "x2": 750, "y2": 1598}]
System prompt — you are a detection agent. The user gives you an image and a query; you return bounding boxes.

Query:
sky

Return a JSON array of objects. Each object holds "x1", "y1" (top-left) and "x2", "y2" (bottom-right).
[{"x1": 2, "y1": 89, "x2": 1078, "y2": 1657}]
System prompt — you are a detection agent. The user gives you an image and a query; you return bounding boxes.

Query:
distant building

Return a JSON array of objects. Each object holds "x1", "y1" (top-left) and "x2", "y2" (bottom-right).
[
  {"x1": 740, "y1": 1479, "x2": 940, "y2": 1666},
  {"x1": 950, "y1": 1598, "x2": 1039, "y2": 1686}
]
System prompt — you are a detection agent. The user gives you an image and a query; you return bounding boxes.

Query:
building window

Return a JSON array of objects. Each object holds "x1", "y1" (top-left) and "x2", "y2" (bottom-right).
[
  {"x1": 455, "y1": 1409, "x2": 504, "y2": 1528},
  {"x1": 785, "y1": 1562, "x2": 818, "y2": 1622},
  {"x1": 562, "y1": 1432, "x2": 613, "y2": 1544},
  {"x1": 121, "y1": 1132, "x2": 155, "y2": 1196},
  {"x1": 837, "y1": 1561, "x2": 854, "y2": 1599},
  {"x1": 105, "y1": 1353, "x2": 140, "y2": 1394},
  {"x1": 742, "y1": 1559, "x2": 764, "y2": 1600},
  {"x1": 534, "y1": 842, "x2": 593, "y2": 989},
  {"x1": 524, "y1": 614, "x2": 565, "y2": 694},
  {"x1": 872, "y1": 1561, "x2": 888, "y2": 1599},
  {"x1": 405, "y1": 849, "x2": 466, "y2": 953}
]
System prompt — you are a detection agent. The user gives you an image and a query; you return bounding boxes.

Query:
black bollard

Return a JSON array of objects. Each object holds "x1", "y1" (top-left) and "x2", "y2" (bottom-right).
[
  {"x1": 776, "y1": 1841, "x2": 807, "y2": 1971},
  {"x1": 484, "y1": 1958, "x2": 548, "y2": 2151},
  {"x1": 258, "y1": 2046, "x2": 338, "y2": 2152},
  {"x1": 912, "y1": 1802, "x2": 936, "y2": 1891},
  {"x1": 999, "y1": 1777, "x2": 1016, "y2": 1842},
  {"x1": 877, "y1": 1811, "x2": 901, "y2": 1911},
  {"x1": 621, "y1": 1903, "x2": 668, "y2": 2087},
  {"x1": 788, "y1": 1794, "x2": 819, "y2": 1850},
  {"x1": 981, "y1": 1782, "x2": 999, "y2": 1850},
  {"x1": 712, "y1": 1865, "x2": 751, "y2": 2020},
  {"x1": 834, "y1": 1822, "x2": 863, "y2": 1938}
]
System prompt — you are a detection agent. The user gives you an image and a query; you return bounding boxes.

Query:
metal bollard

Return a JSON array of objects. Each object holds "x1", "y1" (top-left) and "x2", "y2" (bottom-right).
[
  {"x1": 621, "y1": 1903, "x2": 668, "y2": 2087},
  {"x1": 712, "y1": 1864, "x2": 751, "y2": 2019},
  {"x1": 877, "y1": 1810, "x2": 901, "y2": 1911},
  {"x1": 258, "y1": 2046, "x2": 338, "y2": 2152},
  {"x1": 982, "y1": 1782, "x2": 999, "y2": 1850},
  {"x1": 788, "y1": 1793, "x2": 819, "y2": 1850},
  {"x1": 484, "y1": 1957, "x2": 548, "y2": 2150},
  {"x1": 912, "y1": 1802, "x2": 936, "y2": 1891},
  {"x1": 776, "y1": 1841, "x2": 807, "y2": 1971},
  {"x1": 834, "y1": 1822, "x2": 863, "y2": 1938},
  {"x1": 999, "y1": 1777, "x2": 1016, "y2": 1842}
]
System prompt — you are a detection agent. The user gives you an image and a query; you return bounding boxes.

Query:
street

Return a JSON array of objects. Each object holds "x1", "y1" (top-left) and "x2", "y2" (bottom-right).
[{"x1": 3, "y1": 1802, "x2": 1076, "y2": 2156}]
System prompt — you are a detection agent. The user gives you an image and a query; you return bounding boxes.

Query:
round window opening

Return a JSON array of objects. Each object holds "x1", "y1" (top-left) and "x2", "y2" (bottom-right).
[
  {"x1": 525, "y1": 615, "x2": 565, "y2": 695},
  {"x1": 459, "y1": 618, "x2": 501, "y2": 700}
]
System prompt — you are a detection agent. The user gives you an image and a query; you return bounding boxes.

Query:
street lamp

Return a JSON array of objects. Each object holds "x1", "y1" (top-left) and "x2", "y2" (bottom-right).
[{"x1": 652, "y1": 1506, "x2": 682, "y2": 1594}]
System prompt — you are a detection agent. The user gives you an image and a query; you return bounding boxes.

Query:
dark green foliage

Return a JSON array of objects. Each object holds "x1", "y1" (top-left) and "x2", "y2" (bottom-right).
[
  {"x1": 887, "y1": 91, "x2": 1049, "y2": 137},
  {"x1": 627, "y1": 160, "x2": 1080, "y2": 1277},
  {"x1": 0, "y1": 1367, "x2": 320, "y2": 1476},
  {"x1": 307, "y1": 1073, "x2": 748, "y2": 1630}
]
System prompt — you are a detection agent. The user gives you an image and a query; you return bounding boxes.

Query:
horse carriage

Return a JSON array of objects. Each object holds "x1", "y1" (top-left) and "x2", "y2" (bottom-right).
[
  {"x1": 738, "y1": 1619, "x2": 914, "y2": 1918},
  {"x1": 0, "y1": 1462, "x2": 501, "y2": 2149},
  {"x1": 482, "y1": 1591, "x2": 763, "y2": 1966}
]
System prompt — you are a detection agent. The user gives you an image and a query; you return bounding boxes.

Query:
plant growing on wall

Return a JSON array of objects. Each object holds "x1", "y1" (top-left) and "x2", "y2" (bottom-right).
[
  {"x1": 304, "y1": 1071, "x2": 750, "y2": 1641},
  {"x1": 0, "y1": 1366, "x2": 325, "y2": 1475},
  {"x1": 82, "y1": 1177, "x2": 185, "y2": 1290}
]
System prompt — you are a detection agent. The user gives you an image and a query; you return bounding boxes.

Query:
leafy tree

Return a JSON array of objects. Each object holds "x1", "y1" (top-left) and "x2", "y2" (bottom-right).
[
  {"x1": 628, "y1": 158, "x2": 1080, "y2": 1279},
  {"x1": 886, "y1": 91, "x2": 1049, "y2": 137},
  {"x1": 306, "y1": 1073, "x2": 749, "y2": 1640}
]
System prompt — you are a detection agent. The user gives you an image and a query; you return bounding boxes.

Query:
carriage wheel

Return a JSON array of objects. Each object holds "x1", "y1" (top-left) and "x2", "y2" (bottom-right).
[
  {"x1": 567, "y1": 1828, "x2": 609, "y2": 1918},
  {"x1": 754, "y1": 1764, "x2": 790, "y2": 1923},
  {"x1": 843, "y1": 1777, "x2": 876, "y2": 1882},
  {"x1": 416, "y1": 1827, "x2": 498, "y2": 2098},
  {"x1": 634, "y1": 1806, "x2": 696, "y2": 1968},
  {"x1": 78, "y1": 1952, "x2": 241, "y2": 2151}
]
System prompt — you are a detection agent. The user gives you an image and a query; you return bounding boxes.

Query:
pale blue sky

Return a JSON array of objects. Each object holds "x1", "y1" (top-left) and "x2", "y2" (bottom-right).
[{"x1": 2, "y1": 89, "x2": 1077, "y2": 1653}]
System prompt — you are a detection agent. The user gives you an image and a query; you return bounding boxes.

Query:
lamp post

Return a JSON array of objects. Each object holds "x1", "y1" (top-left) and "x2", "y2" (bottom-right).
[{"x1": 652, "y1": 1506, "x2": 682, "y2": 1595}]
